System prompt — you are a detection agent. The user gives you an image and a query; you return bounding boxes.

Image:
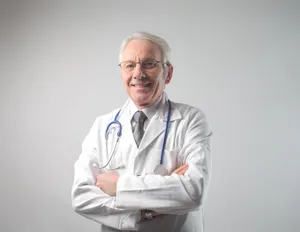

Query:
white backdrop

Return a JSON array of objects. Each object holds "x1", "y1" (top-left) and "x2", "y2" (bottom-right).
[{"x1": 0, "y1": 1, "x2": 299, "y2": 232}]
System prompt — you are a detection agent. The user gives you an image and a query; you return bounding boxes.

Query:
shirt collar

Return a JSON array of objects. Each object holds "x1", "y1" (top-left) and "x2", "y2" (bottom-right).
[{"x1": 129, "y1": 93, "x2": 164, "y2": 121}]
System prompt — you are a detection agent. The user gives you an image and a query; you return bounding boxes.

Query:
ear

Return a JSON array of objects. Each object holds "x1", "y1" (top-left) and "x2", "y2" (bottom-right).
[{"x1": 165, "y1": 65, "x2": 173, "y2": 84}]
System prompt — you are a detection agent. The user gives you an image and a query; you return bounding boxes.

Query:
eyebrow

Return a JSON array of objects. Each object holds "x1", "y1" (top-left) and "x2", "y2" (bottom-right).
[{"x1": 122, "y1": 58, "x2": 157, "y2": 62}]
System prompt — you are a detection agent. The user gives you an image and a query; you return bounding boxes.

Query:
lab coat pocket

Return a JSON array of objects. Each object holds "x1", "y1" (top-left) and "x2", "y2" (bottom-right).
[{"x1": 145, "y1": 148, "x2": 179, "y2": 175}]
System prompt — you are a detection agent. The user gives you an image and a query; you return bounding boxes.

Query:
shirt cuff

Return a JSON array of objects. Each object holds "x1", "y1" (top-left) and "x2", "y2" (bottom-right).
[{"x1": 120, "y1": 210, "x2": 141, "y2": 230}]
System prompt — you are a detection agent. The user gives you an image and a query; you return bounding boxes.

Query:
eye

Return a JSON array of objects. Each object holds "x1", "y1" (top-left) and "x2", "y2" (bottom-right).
[
  {"x1": 142, "y1": 60, "x2": 156, "y2": 69},
  {"x1": 123, "y1": 62, "x2": 135, "y2": 69}
]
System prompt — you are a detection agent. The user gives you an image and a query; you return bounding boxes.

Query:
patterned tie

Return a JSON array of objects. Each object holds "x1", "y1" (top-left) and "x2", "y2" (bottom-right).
[{"x1": 133, "y1": 111, "x2": 147, "y2": 147}]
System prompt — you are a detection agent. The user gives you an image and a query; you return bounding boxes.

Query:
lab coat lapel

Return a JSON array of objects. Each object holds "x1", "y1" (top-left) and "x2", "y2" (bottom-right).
[
  {"x1": 118, "y1": 99, "x2": 136, "y2": 148},
  {"x1": 138, "y1": 100, "x2": 182, "y2": 152},
  {"x1": 139, "y1": 113, "x2": 165, "y2": 151}
]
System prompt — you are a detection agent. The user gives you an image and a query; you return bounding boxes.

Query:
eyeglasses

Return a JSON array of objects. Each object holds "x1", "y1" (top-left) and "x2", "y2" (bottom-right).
[{"x1": 118, "y1": 59, "x2": 163, "y2": 72}]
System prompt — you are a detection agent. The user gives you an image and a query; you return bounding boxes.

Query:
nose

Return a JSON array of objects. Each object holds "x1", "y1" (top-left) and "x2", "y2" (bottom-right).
[{"x1": 132, "y1": 63, "x2": 145, "y2": 80}]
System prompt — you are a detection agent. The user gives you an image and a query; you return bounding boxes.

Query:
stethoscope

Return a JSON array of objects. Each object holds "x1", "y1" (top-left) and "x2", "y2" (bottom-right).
[{"x1": 95, "y1": 100, "x2": 172, "y2": 175}]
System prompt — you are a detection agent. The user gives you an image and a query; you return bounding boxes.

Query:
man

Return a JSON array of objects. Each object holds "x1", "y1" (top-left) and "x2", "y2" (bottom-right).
[{"x1": 71, "y1": 31, "x2": 212, "y2": 232}]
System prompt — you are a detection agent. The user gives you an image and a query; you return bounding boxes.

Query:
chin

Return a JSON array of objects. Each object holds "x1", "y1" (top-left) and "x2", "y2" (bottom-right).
[{"x1": 132, "y1": 96, "x2": 152, "y2": 107}]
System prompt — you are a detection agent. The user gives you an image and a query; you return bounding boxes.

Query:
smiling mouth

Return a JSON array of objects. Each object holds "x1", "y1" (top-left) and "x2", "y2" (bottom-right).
[{"x1": 131, "y1": 83, "x2": 151, "y2": 88}]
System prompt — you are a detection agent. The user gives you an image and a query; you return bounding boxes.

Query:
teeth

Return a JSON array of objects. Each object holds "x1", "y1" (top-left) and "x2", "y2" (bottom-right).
[{"x1": 134, "y1": 84, "x2": 149, "y2": 87}]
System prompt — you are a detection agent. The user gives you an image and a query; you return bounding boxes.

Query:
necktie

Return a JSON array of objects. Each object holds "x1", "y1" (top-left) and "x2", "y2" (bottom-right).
[{"x1": 133, "y1": 111, "x2": 147, "y2": 147}]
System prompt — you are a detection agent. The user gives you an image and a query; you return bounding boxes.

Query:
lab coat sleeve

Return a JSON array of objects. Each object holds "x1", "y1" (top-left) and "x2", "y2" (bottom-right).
[
  {"x1": 115, "y1": 110, "x2": 212, "y2": 215},
  {"x1": 71, "y1": 119, "x2": 141, "y2": 231}
]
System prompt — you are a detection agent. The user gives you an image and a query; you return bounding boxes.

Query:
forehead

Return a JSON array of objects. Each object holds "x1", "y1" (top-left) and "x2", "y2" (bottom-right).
[{"x1": 122, "y1": 39, "x2": 162, "y2": 61}]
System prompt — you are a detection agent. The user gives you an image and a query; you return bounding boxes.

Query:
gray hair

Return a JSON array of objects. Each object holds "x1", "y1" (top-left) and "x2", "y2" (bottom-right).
[{"x1": 118, "y1": 31, "x2": 172, "y2": 67}]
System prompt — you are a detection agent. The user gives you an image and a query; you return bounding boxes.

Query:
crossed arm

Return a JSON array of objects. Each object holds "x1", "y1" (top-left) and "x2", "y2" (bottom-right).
[
  {"x1": 71, "y1": 153, "x2": 192, "y2": 230},
  {"x1": 72, "y1": 111, "x2": 211, "y2": 230},
  {"x1": 96, "y1": 164, "x2": 188, "y2": 196},
  {"x1": 96, "y1": 164, "x2": 189, "y2": 219}
]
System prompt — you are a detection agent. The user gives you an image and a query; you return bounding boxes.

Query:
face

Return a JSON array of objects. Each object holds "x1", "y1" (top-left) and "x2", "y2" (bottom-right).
[{"x1": 120, "y1": 39, "x2": 173, "y2": 109}]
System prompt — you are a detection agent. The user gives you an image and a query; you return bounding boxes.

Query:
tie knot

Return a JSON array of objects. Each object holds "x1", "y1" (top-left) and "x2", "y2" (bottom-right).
[{"x1": 133, "y1": 111, "x2": 147, "y2": 123}]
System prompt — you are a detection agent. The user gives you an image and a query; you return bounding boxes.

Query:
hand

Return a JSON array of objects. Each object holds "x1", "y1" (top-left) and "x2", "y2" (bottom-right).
[
  {"x1": 171, "y1": 164, "x2": 189, "y2": 175},
  {"x1": 96, "y1": 172, "x2": 119, "y2": 196}
]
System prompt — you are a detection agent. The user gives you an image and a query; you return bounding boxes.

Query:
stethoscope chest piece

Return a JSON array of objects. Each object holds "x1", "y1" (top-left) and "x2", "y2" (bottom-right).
[{"x1": 154, "y1": 164, "x2": 168, "y2": 176}]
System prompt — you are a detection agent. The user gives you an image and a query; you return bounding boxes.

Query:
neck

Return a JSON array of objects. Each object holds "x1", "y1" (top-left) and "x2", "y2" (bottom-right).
[{"x1": 134, "y1": 95, "x2": 163, "y2": 110}]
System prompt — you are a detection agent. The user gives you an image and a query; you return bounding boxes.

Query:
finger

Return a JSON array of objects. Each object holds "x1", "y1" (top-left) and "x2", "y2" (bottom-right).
[
  {"x1": 95, "y1": 180, "x2": 103, "y2": 188},
  {"x1": 173, "y1": 164, "x2": 188, "y2": 173},
  {"x1": 95, "y1": 176, "x2": 102, "y2": 183},
  {"x1": 171, "y1": 164, "x2": 188, "y2": 174},
  {"x1": 171, "y1": 167, "x2": 182, "y2": 175},
  {"x1": 177, "y1": 167, "x2": 188, "y2": 175},
  {"x1": 173, "y1": 165, "x2": 189, "y2": 175}
]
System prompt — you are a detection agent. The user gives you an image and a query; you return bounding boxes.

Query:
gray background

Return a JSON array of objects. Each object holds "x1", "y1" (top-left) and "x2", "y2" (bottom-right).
[{"x1": 0, "y1": 0, "x2": 299, "y2": 232}]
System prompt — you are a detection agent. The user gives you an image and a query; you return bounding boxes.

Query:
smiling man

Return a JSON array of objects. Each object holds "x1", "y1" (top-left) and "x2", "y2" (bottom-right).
[
  {"x1": 120, "y1": 38, "x2": 172, "y2": 109},
  {"x1": 71, "y1": 31, "x2": 212, "y2": 232}
]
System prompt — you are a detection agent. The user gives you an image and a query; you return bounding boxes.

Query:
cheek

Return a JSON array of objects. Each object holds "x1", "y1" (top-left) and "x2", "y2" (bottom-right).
[
  {"x1": 151, "y1": 71, "x2": 165, "y2": 85},
  {"x1": 157, "y1": 75, "x2": 166, "y2": 87}
]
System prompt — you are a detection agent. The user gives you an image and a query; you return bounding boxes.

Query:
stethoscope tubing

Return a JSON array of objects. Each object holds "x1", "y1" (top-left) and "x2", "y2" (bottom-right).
[
  {"x1": 105, "y1": 110, "x2": 122, "y2": 139},
  {"x1": 103, "y1": 100, "x2": 171, "y2": 169},
  {"x1": 159, "y1": 100, "x2": 171, "y2": 165}
]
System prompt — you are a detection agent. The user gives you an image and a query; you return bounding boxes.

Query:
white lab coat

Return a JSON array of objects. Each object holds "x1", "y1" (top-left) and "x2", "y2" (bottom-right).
[{"x1": 71, "y1": 93, "x2": 212, "y2": 232}]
